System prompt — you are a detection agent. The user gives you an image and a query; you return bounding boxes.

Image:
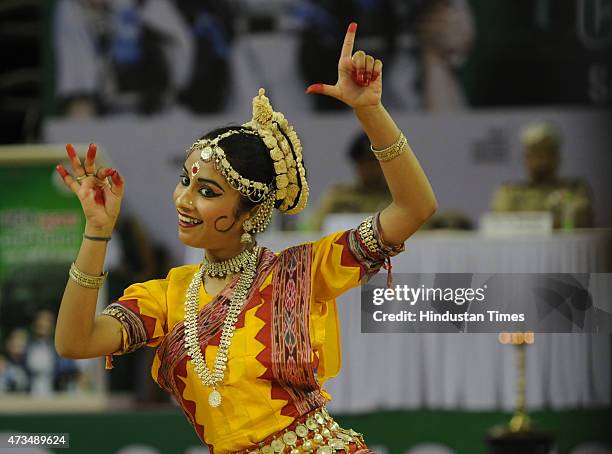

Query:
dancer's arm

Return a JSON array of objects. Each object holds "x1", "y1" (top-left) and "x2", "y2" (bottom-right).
[
  {"x1": 54, "y1": 144, "x2": 125, "y2": 358},
  {"x1": 306, "y1": 22, "x2": 437, "y2": 245}
]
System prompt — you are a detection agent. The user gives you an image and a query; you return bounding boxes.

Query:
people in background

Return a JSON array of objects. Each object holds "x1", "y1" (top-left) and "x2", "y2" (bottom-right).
[
  {"x1": 491, "y1": 122, "x2": 594, "y2": 229},
  {"x1": 411, "y1": 0, "x2": 475, "y2": 111},
  {"x1": 0, "y1": 312, "x2": 81, "y2": 394},
  {"x1": 24, "y1": 310, "x2": 57, "y2": 395},
  {"x1": 0, "y1": 355, "x2": 8, "y2": 391},
  {"x1": 54, "y1": 0, "x2": 194, "y2": 117},
  {"x1": 311, "y1": 133, "x2": 391, "y2": 230},
  {"x1": 1, "y1": 328, "x2": 30, "y2": 392},
  {"x1": 297, "y1": 0, "x2": 399, "y2": 111},
  {"x1": 174, "y1": 0, "x2": 236, "y2": 113}
]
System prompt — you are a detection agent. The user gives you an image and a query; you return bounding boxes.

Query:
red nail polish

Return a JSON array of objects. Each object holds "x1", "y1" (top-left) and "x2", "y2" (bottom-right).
[
  {"x1": 365, "y1": 72, "x2": 372, "y2": 83},
  {"x1": 354, "y1": 70, "x2": 363, "y2": 85},
  {"x1": 371, "y1": 71, "x2": 379, "y2": 82},
  {"x1": 56, "y1": 165, "x2": 68, "y2": 178},
  {"x1": 348, "y1": 22, "x2": 357, "y2": 33},
  {"x1": 87, "y1": 143, "x2": 97, "y2": 160},
  {"x1": 111, "y1": 171, "x2": 121, "y2": 186},
  {"x1": 361, "y1": 71, "x2": 369, "y2": 86},
  {"x1": 66, "y1": 144, "x2": 76, "y2": 158},
  {"x1": 306, "y1": 84, "x2": 324, "y2": 94}
]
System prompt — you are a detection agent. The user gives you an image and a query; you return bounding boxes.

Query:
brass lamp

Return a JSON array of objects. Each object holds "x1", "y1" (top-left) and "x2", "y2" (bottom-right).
[{"x1": 498, "y1": 331, "x2": 535, "y2": 432}]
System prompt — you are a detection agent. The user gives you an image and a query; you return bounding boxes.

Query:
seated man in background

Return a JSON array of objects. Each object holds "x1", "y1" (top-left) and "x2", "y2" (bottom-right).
[
  {"x1": 311, "y1": 133, "x2": 391, "y2": 230},
  {"x1": 491, "y1": 122, "x2": 594, "y2": 228},
  {"x1": 312, "y1": 133, "x2": 472, "y2": 232}
]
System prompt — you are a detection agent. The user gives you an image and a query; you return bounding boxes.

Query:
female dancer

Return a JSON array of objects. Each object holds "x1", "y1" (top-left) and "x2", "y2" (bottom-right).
[{"x1": 55, "y1": 23, "x2": 436, "y2": 453}]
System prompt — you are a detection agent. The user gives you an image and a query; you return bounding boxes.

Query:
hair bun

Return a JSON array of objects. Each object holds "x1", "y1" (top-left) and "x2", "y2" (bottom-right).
[{"x1": 243, "y1": 88, "x2": 309, "y2": 214}]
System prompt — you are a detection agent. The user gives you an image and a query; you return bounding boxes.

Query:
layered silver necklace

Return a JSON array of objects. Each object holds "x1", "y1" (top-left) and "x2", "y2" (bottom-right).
[{"x1": 183, "y1": 246, "x2": 260, "y2": 407}]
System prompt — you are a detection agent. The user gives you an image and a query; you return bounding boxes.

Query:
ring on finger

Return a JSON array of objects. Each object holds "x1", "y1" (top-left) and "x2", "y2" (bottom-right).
[{"x1": 76, "y1": 173, "x2": 96, "y2": 182}]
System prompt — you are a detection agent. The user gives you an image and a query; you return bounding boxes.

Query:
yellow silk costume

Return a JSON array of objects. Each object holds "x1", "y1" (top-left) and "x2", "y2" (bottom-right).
[{"x1": 102, "y1": 215, "x2": 402, "y2": 453}]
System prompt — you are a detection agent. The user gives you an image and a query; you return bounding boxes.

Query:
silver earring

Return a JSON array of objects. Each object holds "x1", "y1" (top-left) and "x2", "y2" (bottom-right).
[{"x1": 241, "y1": 219, "x2": 253, "y2": 244}]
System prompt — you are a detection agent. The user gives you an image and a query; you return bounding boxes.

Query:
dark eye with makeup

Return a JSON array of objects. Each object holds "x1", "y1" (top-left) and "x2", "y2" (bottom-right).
[
  {"x1": 179, "y1": 172, "x2": 220, "y2": 198},
  {"x1": 199, "y1": 187, "x2": 220, "y2": 198}
]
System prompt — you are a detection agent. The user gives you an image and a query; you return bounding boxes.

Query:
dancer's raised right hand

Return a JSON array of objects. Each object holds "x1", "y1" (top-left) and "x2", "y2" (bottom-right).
[{"x1": 56, "y1": 143, "x2": 124, "y2": 236}]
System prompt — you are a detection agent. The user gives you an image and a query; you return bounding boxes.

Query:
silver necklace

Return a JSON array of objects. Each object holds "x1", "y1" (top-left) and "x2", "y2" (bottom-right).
[
  {"x1": 201, "y1": 247, "x2": 254, "y2": 277},
  {"x1": 183, "y1": 246, "x2": 259, "y2": 407}
]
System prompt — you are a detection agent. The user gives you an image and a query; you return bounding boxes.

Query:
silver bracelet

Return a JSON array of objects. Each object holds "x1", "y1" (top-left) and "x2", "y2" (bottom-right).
[{"x1": 370, "y1": 132, "x2": 407, "y2": 162}]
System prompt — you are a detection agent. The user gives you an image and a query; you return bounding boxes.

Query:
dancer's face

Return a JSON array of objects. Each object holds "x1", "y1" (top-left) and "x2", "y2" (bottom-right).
[{"x1": 173, "y1": 151, "x2": 248, "y2": 251}]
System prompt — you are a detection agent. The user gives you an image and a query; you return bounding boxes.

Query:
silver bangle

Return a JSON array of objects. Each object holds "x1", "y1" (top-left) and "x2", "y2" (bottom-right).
[
  {"x1": 68, "y1": 262, "x2": 107, "y2": 289},
  {"x1": 370, "y1": 132, "x2": 407, "y2": 162}
]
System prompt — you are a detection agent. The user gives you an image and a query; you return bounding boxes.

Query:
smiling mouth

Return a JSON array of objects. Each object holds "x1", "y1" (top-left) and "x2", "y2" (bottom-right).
[{"x1": 178, "y1": 212, "x2": 203, "y2": 227}]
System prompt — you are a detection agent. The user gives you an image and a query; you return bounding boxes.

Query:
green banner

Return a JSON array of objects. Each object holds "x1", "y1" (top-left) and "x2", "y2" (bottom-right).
[{"x1": 0, "y1": 146, "x2": 87, "y2": 283}]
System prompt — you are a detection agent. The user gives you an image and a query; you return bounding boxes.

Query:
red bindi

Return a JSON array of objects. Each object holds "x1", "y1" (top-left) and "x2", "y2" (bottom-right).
[{"x1": 191, "y1": 160, "x2": 201, "y2": 177}]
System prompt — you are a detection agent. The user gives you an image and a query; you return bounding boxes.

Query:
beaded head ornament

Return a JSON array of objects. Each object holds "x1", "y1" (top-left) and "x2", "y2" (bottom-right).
[{"x1": 187, "y1": 88, "x2": 309, "y2": 238}]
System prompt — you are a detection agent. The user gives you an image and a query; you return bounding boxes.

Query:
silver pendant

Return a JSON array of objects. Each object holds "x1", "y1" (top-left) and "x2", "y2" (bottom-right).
[
  {"x1": 208, "y1": 389, "x2": 221, "y2": 407},
  {"x1": 200, "y1": 147, "x2": 213, "y2": 163}
]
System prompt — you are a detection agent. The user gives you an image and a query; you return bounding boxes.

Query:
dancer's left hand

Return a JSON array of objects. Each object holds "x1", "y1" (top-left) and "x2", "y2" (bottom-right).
[{"x1": 305, "y1": 22, "x2": 382, "y2": 110}]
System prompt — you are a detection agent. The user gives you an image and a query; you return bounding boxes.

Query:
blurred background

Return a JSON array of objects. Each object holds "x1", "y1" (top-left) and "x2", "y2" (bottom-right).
[{"x1": 0, "y1": 0, "x2": 611, "y2": 453}]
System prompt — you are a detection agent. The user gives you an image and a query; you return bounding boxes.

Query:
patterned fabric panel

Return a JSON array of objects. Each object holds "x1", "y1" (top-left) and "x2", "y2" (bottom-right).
[{"x1": 262, "y1": 243, "x2": 327, "y2": 417}]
